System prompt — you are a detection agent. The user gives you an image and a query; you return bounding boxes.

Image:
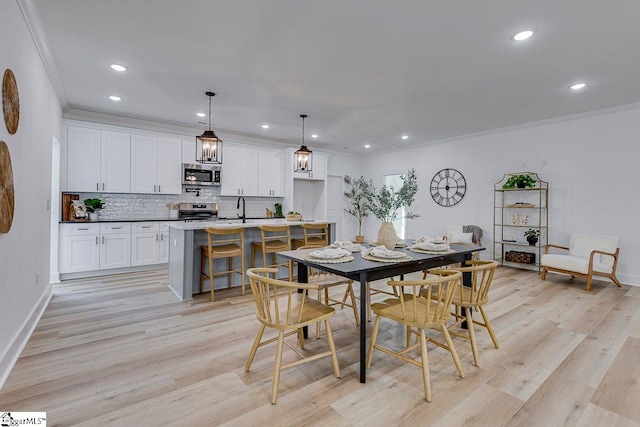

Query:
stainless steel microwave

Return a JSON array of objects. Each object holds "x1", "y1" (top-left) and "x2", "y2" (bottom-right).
[{"x1": 182, "y1": 164, "x2": 221, "y2": 187}]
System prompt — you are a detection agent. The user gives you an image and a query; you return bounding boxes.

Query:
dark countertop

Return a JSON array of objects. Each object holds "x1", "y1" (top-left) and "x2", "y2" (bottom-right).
[{"x1": 60, "y1": 216, "x2": 286, "y2": 224}]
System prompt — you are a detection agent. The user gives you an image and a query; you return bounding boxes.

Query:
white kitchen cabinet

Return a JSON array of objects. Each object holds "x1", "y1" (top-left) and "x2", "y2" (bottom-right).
[
  {"x1": 293, "y1": 152, "x2": 327, "y2": 181},
  {"x1": 182, "y1": 139, "x2": 197, "y2": 164},
  {"x1": 221, "y1": 145, "x2": 258, "y2": 196},
  {"x1": 59, "y1": 223, "x2": 131, "y2": 273},
  {"x1": 131, "y1": 135, "x2": 181, "y2": 194},
  {"x1": 258, "y1": 150, "x2": 283, "y2": 197},
  {"x1": 131, "y1": 222, "x2": 169, "y2": 266},
  {"x1": 67, "y1": 127, "x2": 131, "y2": 193}
]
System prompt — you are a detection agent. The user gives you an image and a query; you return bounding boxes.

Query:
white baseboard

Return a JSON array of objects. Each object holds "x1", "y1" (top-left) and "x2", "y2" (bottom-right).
[{"x1": 0, "y1": 284, "x2": 53, "y2": 391}]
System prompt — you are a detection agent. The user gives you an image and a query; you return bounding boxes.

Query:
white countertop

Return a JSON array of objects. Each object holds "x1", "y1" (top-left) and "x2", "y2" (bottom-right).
[{"x1": 168, "y1": 219, "x2": 333, "y2": 230}]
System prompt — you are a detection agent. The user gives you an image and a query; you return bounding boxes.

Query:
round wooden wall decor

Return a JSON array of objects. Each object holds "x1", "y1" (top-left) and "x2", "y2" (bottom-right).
[
  {"x1": 0, "y1": 140, "x2": 15, "y2": 233},
  {"x1": 3, "y1": 69, "x2": 20, "y2": 135}
]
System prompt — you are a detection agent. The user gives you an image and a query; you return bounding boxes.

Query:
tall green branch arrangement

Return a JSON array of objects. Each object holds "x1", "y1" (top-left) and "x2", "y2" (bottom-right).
[
  {"x1": 343, "y1": 175, "x2": 370, "y2": 236},
  {"x1": 363, "y1": 169, "x2": 420, "y2": 223}
]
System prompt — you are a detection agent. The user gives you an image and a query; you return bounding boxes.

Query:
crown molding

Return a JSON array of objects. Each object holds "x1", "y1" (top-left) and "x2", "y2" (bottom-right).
[{"x1": 17, "y1": 0, "x2": 69, "y2": 111}]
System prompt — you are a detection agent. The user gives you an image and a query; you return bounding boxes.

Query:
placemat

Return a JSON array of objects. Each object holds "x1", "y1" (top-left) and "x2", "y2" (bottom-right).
[
  {"x1": 362, "y1": 253, "x2": 413, "y2": 263},
  {"x1": 305, "y1": 255, "x2": 354, "y2": 264},
  {"x1": 408, "y1": 247, "x2": 456, "y2": 255}
]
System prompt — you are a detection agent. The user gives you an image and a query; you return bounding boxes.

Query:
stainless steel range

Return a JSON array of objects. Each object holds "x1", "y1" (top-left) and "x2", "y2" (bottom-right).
[{"x1": 178, "y1": 203, "x2": 218, "y2": 222}]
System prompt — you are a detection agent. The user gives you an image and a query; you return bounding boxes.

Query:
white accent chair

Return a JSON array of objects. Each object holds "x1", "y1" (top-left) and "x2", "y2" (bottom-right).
[{"x1": 540, "y1": 233, "x2": 622, "y2": 291}]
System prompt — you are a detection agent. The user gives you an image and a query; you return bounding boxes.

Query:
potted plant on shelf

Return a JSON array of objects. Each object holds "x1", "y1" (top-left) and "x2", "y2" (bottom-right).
[
  {"x1": 524, "y1": 228, "x2": 539, "y2": 246},
  {"x1": 343, "y1": 175, "x2": 370, "y2": 243},
  {"x1": 84, "y1": 198, "x2": 104, "y2": 221},
  {"x1": 363, "y1": 169, "x2": 420, "y2": 249},
  {"x1": 503, "y1": 174, "x2": 536, "y2": 189}
]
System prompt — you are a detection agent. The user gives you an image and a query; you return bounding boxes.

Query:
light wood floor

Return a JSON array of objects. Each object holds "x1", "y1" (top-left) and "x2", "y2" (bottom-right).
[{"x1": 1, "y1": 267, "x2": 639, "y2": 426}]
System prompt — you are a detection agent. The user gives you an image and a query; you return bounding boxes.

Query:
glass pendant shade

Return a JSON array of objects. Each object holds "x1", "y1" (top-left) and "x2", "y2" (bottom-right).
[
  {"x1": 196, "y1": 130, "x2": 223, "y2": 164},
  {"x1": 196, "y1": 91, "x2": 223, "y2": 164},
  {"x1": 294, "y1": 145, "x2": 313, "y2": 172},
  {"x1": 294, "y1": 114, "x2": 313, "y2": 172}
]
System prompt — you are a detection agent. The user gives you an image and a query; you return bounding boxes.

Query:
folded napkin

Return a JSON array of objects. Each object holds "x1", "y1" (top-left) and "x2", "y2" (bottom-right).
[
  {"x1": 413, "y1": 235, "x2": 443, "y2": 244},
  {"x1": 411, "y1": 241, "x2": 451, "y2": 251},
  {"x1": 363, "y1": 245, "x2": 405, "y2": 259},
  {"x1": 309, "y1": 248, "x2": 351, "y2": 259},
  {"x1": 332, "y1": 240, "x2": 364, "y2": 252}
]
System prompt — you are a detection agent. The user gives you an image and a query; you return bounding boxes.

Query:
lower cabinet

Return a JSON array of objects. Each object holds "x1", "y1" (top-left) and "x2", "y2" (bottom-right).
[
  {"x1": 60, "y1": 221, "x2": 168, "y2": 274},
  {"x1": 131, "y1": 222, "x2": 169, "y2": 267}
]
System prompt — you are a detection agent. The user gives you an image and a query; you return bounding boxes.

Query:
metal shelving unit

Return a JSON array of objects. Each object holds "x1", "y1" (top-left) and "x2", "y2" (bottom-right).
[{"x1": 493, "y1": 172, "x2": 548, "y2": 271}]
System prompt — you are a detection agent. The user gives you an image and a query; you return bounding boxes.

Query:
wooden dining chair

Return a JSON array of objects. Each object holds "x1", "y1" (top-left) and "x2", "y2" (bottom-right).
[
  {"x1": 366, "y1": 270, "x2": 464, "y2": 402},
  {"x1": 291, "y1": 222, "x2": 329, "y2": 249},
  {"x1": 297, "y1": 246, "x2": 359, "y2": 338},
  {"x1": 427, "y1": 260, "x2": 499, "y2": 367},
  {"x1": 245, "y1": 268, "x2": 341, "y2": 404}
]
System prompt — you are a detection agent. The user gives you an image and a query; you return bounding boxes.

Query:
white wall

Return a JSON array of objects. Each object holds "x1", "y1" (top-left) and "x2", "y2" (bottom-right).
[
  {"x1": 327, "y1": 153, "x2": 362, "y2": 241},
  {"x1": 0, "y1": 0, "x2": 62, "y2": 380},
  {"x1": 362, "y1": 105, "x2": 640, "y2": 286}
]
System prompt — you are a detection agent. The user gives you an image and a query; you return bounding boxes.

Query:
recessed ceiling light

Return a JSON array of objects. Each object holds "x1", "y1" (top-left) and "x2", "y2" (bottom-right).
[
  {"x1": 570, "y1": 82, "x2": 587, "y2": 90},
  {"x1": 311, "y1": 134, "x2": 318, "y2": 138},
  {"x1": 364, "y1": 144, "x2": 371, "y2": 148},
  {"x1": 401, "y1": 135, "x2": 409, "y2": 140},
  {"x1": 196, "y1": 112, "x2": 206, "y2": 117},
  {"x1": 110, "y1": 64, "x2": 127, "y2": 72},
  {"x1": 261, "y1": 124, "x2": 270, "y2": 129},
  {"x1": 108, "y1": 95, "x2": 122, "y2": 101},
  {"x1": 512, "y1": 30, "x2": 534, "y2": 41}
]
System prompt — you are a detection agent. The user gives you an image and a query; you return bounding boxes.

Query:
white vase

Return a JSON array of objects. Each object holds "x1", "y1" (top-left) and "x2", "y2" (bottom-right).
[
  {"x1": 377, "y1": 222, "x2": 398, "y2": 250},
  {"x1": 89, "y1": 212, "x2": 98, "y2": 221}
]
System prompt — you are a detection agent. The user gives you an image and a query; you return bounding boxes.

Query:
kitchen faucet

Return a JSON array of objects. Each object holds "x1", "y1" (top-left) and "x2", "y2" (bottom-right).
[{"x1": 237, "y1": 196, "x2": 246, "y2": 223}]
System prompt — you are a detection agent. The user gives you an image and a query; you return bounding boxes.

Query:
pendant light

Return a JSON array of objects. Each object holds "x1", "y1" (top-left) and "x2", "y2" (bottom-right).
[
  {"x1": 196, "y1": 91, "x2": 223, "y2": 164},
  {"x1": 294, "y1": 114, "x2": 313, "y2": 172}
]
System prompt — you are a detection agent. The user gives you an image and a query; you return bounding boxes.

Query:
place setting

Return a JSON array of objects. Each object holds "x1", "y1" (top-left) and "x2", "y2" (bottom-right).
[
  {"x1": 304, "y1": 247, "x2": 355, "y2": 264},
  {"x1": 330, "y1": 240, "x2": 366, "y2": 252},
  {"x1": 408, "y1": 236, "x2": 456, "y2": 255},
  {"x1": 361, "y1": 245, "x2": 413, "y2": 263}
]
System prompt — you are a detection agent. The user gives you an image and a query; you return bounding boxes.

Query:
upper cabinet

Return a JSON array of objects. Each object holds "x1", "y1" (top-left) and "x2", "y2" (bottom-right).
[
  {"x1": 131, "y1": 135, "x2": 181, "y2": 194},
  {"x1": 182, "y1": 139, "x2": 197, "y2": 165},
  {"x1": 67, "y1": 126, "x2": 131, "y2": 193},
  {"x1": 293, "y1": 152, "x2": 327, "y2": 181},
  {"x1": 258, "y1": 150, "x2": 283, "y2": 197},
  {"x1": 221, "y1": 144, "x2": 259, "y2": 196}
]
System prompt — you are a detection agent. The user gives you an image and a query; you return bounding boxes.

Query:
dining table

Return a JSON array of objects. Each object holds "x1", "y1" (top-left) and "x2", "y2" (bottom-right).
[{"x1": 278, "y1": 243, "x2": 485, "y2": 383}]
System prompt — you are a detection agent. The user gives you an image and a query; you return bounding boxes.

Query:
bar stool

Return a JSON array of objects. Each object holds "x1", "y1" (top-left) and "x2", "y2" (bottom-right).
[
  {"x1": 292, "y1": 222, "x2": 329, "y2": 249},
  {"x1": 200, "y1": 226, "x2": 245, "y2": 302},
  {"x1": 251, "y1": 225, "x2": 293, "y2": 281}
]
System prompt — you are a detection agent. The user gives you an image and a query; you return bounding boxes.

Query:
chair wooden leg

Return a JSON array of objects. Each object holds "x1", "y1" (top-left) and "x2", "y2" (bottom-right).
[
  {"x1": 208, "y1": 253, "x2": 215, "y2": 302},
  {"x1": 240, "y1": 251, "x2": 246, "y2": 296},
  {"x1": 288, "y1": 260, "x2": 293, "y2": 282},
  {"x1": 200, "y1": 250, "x2": 206, "y2": 293},
  {"x1": 348, "y1": 284, "x2": 360, "y2": 326},
  {"x1": 611, "y1": 274, "x2": 623, "y2": 288},
  {"x1": 316, "y1": 289, "x2": 323, "y2": 339},
  {"x1": 406, "y1": 326, "x2": 412, "y2": 348},
  {"x1": 325, "y1": 320, "x2": 341, "y2": 378},
  {"x1": 586, "y1": 273, "x2": 592, "y2": 291},
  {"x1": 366, "y1": 315, "x2": 381, "y2": 368},
  {"x1": 541, "y1": 266, "x2": 547, "y2": 280},
  {"x1": 441, "y1": 325, "x2": 465, "y2": 378},
  {"x1": 271, "y1": 330, "x2": 285, "y2": 404},
  {"x1": 418, "y1": 329, "x2": 431, "y2": 402},
  {"x1": 245, "y1": 324, "x2": 265, "y2": 372},
  {"x1": 478, "y1": 305, "x2": 499, "y2": 349},
  {"x1": 465, "y1": 309, "x2": 479, "y2": 366},
  {"x1": 251, "y1": 246, "x2": 256, "y2": 268},
  {"x1": 298, "y1": 328, "x2": 305, "y2": 350},
  {"x1": 262, "y1": 250, "x2": 267, "y2": 271}
]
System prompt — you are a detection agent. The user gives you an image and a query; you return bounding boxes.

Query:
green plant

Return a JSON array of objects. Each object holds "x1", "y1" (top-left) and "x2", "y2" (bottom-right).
[
  {"x1": 524, "y1": 228, "x2": 539, "y2": 239},
  {"x1": 287, "y1": 211, "x2": 300, "y2": 215},
  {"x1": 83, "y1": 198, "x2": 104, "y2": 213},
  {"x1": 503, "y1": 174, "x2": 536, "y2": 189},
  {"x1": 343, "y1": 175, "x2": 370, "y2": 237},
  {"x1": 363, "y1": 169, "x2": 420, "y2": 222}
]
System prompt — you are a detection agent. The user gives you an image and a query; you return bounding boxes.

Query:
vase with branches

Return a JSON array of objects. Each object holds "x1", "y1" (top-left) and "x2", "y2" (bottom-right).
[
  {"x1": 363, "y1": 169, "x2": 420, "y2": 249},
  {"x1": 343, "y1": 175, "x2": 370, "y2": 242}
]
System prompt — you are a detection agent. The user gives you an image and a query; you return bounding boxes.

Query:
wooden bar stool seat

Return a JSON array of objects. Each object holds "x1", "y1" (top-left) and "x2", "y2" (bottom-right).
[
  {"x1": 292, "y1": 222, "x2": 329, "y2": 249},
  {"x1": 200, "y1": 226, "x2": 245, "y2": 302},
  {"x1": 251, "y1": 225, "x2": 293, "y2": 281}
]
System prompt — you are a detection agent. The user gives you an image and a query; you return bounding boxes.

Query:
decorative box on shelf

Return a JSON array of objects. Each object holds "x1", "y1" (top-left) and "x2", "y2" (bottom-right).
[
  {"x1": 505, "y1": 251, "x2": 536, "y2": 264},
  {"x1": 285, "y1": 214, "x2": 302, "y2": 221}
]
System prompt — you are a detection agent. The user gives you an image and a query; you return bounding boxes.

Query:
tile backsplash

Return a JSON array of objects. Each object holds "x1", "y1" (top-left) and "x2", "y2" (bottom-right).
[{"x1": 69, "y1": 188, "x2": 283, "y2": 220}]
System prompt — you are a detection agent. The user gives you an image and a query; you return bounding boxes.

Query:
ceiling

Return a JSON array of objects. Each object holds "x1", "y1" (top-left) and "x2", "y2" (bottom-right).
[{"x1": 34, "y1": 0, "x2": 640, "y2": 154}]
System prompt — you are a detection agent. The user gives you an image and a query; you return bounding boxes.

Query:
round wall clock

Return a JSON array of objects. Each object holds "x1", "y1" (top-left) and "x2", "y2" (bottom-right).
[
  {"x1": 3, "y1": 69, "x2": 20, "y2": 135},
  {"x1": 430, "y1": 168, "x2": 466, "y2": 207},
  {"x1": 0, "y1": 140, "x2": 15, "y2": 233}
]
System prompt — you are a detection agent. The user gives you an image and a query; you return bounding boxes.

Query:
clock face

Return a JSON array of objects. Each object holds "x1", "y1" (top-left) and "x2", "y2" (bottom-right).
[{"x1": 430, "y1": 168, "x2": 466, "y2": 207}]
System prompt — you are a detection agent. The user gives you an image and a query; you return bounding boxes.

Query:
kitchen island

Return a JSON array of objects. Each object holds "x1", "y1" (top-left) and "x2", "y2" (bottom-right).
[{"x1": 168, "y1": 219, "x2": 335, "y2": 300}]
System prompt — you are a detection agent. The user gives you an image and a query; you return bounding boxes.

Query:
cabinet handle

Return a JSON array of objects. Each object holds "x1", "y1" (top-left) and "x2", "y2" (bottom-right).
[
  {"x1": 96, "y1": 236, "x2": 98, "y2": 244},
  {"x1": 102, "y1": 236, "x2": 105, "y2": 244},
  {"x1": 78, "y1": 228, "x2": 89, "y2": 231},
  {"x1": 112, "y1": 227, "x2": 122, "y2": 230},
  {"x1": 102, "y1": 183, "x2": 105, "y2": 191},
  {"x1": 158, "y1": 185, "x2": 161, "y2": 192},
  {"x1": 156, "y1": 234, "x2": 159, "y2": 241},
  {"x1": 154, "y1": 185, "x2": 157, "y2": 192},
  {"x1": 141, "y1": 226, "x2": 151, "y2": 229},
  {"x1": 97, "y1": 182, "x2": 99, "y2": 191},
  {"x1": 160, "y1": 234, "x2": 164, "y2": 241}
]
